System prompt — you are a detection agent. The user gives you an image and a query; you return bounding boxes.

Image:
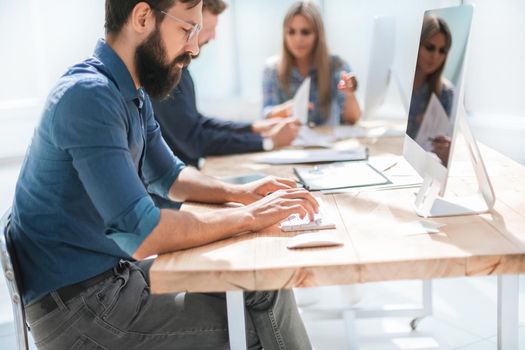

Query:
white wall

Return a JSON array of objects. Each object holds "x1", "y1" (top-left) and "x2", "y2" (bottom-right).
[
  {"x1": 462, "y1": 0, "x2": 525, "y2": 163},
  {"x1": 0, "y1": 0, "x2": 524, "y2": 163},
  {"x1": 0, "y1": 0, "x2": 105, "y2": 159}
]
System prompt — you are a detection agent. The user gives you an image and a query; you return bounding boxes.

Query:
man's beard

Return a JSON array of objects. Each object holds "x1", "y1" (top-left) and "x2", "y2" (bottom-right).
[{"x1": 135, "y1": 27, "x2": 192, "y2": 100}]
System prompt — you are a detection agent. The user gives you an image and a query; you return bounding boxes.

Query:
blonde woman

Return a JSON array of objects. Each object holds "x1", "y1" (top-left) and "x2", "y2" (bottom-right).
[
  {"x1": 262, "y1": 1, "x2": 361, "y2": 126},
  {"x1": 408, "y1": 15, "x2": 455, "y2": 165},
  {"x1": 407, "y1": 15, "x2": 454, "y2": 139}
]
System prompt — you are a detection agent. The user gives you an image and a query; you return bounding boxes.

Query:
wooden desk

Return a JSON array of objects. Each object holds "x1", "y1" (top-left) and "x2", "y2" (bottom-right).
[{"x1": 151, "y1": 135, "x2": 525, "y2": 349}]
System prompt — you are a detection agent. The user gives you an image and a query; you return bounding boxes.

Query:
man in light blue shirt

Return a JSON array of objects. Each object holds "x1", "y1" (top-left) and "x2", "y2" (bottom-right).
[{"x1": 11, "y1": 1, "x2": 315, "y2": 349}]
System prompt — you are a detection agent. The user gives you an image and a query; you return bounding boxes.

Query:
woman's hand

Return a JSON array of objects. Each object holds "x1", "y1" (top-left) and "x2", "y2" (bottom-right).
[
  {"x1": 338, "y1": 71, "x2": 358, "y2": 94},
  {"x1": 431, "y1": 135, "x2": 451, "y2": 165},
  {"x1": 338, "y1": 71, "x2": 361, "y2": 124},
  {"x1": 266, "y1": 100, "x2": 314, "y2": 120},
  {"x1": 262, "y1": 118, "x2": 300, "y2": 148},
  {"x1": 267, "y1": 99, "x2": 294, "y2": 119}
]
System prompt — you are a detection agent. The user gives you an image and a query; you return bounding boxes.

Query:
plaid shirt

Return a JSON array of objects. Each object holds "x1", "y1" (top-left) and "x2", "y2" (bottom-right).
[
  {"x1": 407, "y1": 80, "x2": 455, "y2": 139},
  {"x1": 262, "y1": 55, "x2": 352, "y2": 125}
]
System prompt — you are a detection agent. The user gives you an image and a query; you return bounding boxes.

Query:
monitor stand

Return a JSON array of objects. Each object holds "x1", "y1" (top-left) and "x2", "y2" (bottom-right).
[{"x1": 413, "y1": 113, "x2": 496, "y2": 218}]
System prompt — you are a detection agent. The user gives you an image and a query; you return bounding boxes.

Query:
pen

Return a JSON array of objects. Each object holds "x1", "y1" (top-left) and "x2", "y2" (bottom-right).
[{"x1": 382, "y1": 161, "x2": 398, "y2": 173}]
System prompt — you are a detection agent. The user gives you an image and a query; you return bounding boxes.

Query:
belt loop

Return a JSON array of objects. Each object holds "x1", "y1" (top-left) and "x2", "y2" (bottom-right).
[
  {"x1": 50, "y1": 291, "x2": 68, "y2": 311},
  {"x1": 115, "y1": 259, "x2": 131, "y2": 273}
]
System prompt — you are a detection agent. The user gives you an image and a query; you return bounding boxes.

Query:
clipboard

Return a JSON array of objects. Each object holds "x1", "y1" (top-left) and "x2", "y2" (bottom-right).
[{"x1": 294, "y1": 162, "x2": 391, "y2": 191}]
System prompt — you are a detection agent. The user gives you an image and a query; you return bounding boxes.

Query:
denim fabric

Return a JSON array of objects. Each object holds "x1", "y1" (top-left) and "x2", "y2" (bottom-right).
[
  {"x1": 26, "y1": 261, "x2": 312, "y2": 350},
  {"x1": 11, "y1": 39, "x2": 186, "y2": 304},
  {"x1": 262, "y1": 55, "x2": 351, "y2": 125},
  {"x1": 407, "y1": 80, "x2": 455, "y2": 139}
]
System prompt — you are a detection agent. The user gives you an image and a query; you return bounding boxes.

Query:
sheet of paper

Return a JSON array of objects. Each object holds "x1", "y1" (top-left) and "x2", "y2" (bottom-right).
[
  {"x1": 368, "y1": 156, "x2": 420, "y2": 177},
  {"x1": 292, "y1": 126, "x2": 335, "y2": 148},
  {"x1": 256, "y1": 147, "x2": 367, "y2": 165},
  {"x1": 353, "y1": 206, "x2": 445, "y2": 238},
  {"x1": 365, "y1": 126, "x2": 406, "y2": 138},
  {"x1": 333, "y1": 125, "x2": 367, "y2": 140},
  {"x1": 415, "y1": 93, "x2": 451, "y2": 152},
  {"x1": 321, "y1": 157, "x2": 422, "y2": 194},
  {"x1": 332, "y1": 124, "x2": 405, "y2": 141},
  {"x1": 367, "y1": 155, "x2": 400, "y2": 173},
  {"x1": 395, "y1": 220, "x2": 446, "y2": 236},
  {"x1": 293, "y1": 77, "x2": 311, "y2": 124}
]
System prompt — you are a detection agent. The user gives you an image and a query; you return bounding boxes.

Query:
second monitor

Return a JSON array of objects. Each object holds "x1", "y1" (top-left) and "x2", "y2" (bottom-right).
[{"x1": 403, "y1": 4, "x2": 495, "y2": 217}]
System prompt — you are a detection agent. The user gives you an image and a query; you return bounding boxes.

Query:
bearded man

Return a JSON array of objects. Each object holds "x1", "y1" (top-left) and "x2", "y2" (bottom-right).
[{"x1": 9, "y1": 1, "x2": 314, "y2": 349}]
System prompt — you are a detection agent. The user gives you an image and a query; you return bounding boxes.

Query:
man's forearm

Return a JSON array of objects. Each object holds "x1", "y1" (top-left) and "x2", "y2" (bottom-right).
[
  {"x1": 134, "y1": 186, "x2": 319, "y2": 260},
  {"x1": 168, "y1": 167, "x2": 241, "y2": 204},
  {"x1": 132, "y1": 206, "x2": 253, "y2": 260}
]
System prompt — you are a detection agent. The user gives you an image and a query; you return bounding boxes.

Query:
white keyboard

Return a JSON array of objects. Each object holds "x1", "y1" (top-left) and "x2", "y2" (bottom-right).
[{"x1": 280, "y1": 198, "x2": 336, "y2": 232}]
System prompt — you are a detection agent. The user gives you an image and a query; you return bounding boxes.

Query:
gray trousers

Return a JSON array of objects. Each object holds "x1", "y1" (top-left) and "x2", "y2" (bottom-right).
[{"x1": 25, "y1": 260, "x2": 312, "y2": 350}]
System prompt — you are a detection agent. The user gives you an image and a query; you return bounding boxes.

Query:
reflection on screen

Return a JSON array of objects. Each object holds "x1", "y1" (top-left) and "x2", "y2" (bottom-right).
[{"x1": 406, "y1": 8, "x2": 472, "y2": 167}]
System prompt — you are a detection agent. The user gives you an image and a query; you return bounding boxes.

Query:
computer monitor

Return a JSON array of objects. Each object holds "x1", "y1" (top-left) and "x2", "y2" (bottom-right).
[
  {"x1": 362, "y1": 15, "x2": 397, "y2": 119},
  {"x1": 403, "y1": 4, "x2": 495, "y2": 217}
]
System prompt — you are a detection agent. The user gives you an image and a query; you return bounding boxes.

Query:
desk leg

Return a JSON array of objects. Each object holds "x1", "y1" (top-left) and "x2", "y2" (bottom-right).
[
  {"x1": 342, "y1": 310, "x2": 359, "y2": 350},
  {"x1": 226, "y1": 291, "x2": 247, "y2": 350},
  {"x1": 409, "y1": 279, "x2": 433, "y2": 330},
  {"x1": 497, "y1": 274, "x2": 519, "y2": 350}
]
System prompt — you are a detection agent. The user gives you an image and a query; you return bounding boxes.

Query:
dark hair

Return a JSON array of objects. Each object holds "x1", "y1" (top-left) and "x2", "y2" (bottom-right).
[
  {"x1": 202, "y1": 0, "x2": 227, "y2": 15},
  {"x1": 105, "y1": 0, "x2": 201, "y2": 35}
]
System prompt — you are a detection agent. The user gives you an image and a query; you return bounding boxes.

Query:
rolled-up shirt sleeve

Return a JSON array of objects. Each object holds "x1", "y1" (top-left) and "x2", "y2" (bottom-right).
[{"x1": 51, "y1": 79, "x2": 161, "y2": 255}]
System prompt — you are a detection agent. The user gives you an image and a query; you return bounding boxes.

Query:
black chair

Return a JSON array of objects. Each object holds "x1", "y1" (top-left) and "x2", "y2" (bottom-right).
[{"x1": 0, "y1": 208, "x2": 29, "y2": 350}]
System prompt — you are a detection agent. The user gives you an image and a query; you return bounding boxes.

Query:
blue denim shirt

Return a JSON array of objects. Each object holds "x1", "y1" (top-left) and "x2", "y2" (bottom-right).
[
  {"x1": 262, "y1": 55, "x2": 351, "y2": 125},
  {"x1": 10, "y1": 39, "x2": 185, "y2": 304}
]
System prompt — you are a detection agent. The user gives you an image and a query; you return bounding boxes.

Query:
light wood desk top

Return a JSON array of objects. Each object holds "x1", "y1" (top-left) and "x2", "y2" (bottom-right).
[{"x1": 151, "y1": 134, "x2": 525, "y2": 294}]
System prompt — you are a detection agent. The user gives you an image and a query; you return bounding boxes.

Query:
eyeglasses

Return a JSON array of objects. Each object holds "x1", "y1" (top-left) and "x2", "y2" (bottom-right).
[
  {"x1": 423, "y1": 44, "x2": 447, "y2": 55},
  {"x1": 158, "y1": 10, "x2": 201, "y2": 43},
  {"x1": 286, "y1": 28, "x2": 314, "y2": 37}
]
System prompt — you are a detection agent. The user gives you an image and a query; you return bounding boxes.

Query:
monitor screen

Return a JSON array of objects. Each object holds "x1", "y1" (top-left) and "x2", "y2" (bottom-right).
[
  {"x1": 405, "y1": 5, "x2": 474, "y2": 168},
  {"x1": 363, "y1": 15, "x2": 396, "y2": 119}
]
